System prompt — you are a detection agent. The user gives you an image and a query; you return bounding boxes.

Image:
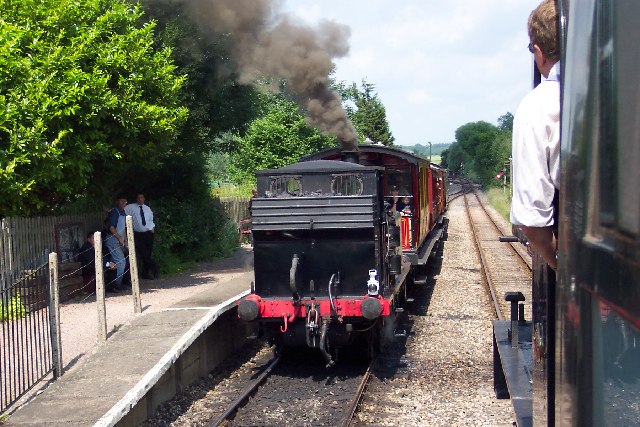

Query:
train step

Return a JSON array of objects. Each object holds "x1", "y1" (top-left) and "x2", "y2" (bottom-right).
[{"x1": 413, "y1": 276, "x2": 428, "y2": 285}]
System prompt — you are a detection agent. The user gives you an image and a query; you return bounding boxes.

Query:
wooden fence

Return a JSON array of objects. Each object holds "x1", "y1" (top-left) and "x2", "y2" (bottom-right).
[
  {"x1": 0, "y1": 212, "x2": 105, "y2": 290},
  {"x1": 220, "y1": 197, "x2": 251, "y2": 225}
]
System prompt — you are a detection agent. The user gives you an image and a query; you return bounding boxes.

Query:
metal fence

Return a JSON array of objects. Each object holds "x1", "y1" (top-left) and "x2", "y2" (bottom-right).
[
  {"x1": 0, "y1": 203, "x2": 246, "y2": 413},
  {"x1": 0, "y1": 213, "x2": 105, "y2": 291},
  {"x1": 0, "y1": 261, "x2": 56, "y2": 414}
]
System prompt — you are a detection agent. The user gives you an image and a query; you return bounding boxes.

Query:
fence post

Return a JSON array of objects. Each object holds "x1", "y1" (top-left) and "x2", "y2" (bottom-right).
[
  {"x1": 94, "y1": 231, "x2": 107, "y2": 342},
  {"x1": 48, "y1": 252, "x2": 63, "y2": 378},
  {"x1": 125, "y1": 216, "x2": 142, "y2": 314}
]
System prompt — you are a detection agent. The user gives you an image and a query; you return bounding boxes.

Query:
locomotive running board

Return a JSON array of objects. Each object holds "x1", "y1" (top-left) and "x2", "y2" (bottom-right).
[
  {"x1": 416, "y1": 228, "x2": 443, "y2": 264},
  {"x1": 492, "y1": 320, "x2": 533, "y2": 427}
]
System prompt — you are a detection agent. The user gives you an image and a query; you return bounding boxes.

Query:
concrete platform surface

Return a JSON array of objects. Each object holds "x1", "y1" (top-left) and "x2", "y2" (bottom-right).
[{"x1": 7, "y1": 272, "x2": 253, "y2": 427}]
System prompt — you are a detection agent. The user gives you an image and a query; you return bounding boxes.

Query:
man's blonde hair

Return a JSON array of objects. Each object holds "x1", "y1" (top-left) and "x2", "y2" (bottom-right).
[{"x1": 528, "y1": 0, "x2": 559, "y2": 63}]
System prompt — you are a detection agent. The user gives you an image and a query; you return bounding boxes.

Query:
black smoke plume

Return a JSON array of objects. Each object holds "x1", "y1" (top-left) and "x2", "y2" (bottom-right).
[{"x1": 191, "y1": 0, "x2": 358, "y2": 150}]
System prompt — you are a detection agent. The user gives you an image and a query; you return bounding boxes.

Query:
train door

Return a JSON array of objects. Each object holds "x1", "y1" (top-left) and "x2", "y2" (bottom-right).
[
  {"x1": 419, "y1": 166, "x2": 430, "y2": 243},
  {"x1": 428, "y1": 167, "x2": 435, "y2": 230}
]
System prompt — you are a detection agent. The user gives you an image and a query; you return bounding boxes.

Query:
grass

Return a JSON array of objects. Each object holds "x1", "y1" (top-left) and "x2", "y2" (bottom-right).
[
  {"x1": 211, "y1": 182, "x2": 254, "y2": 198},
  {"x1": 486, "y1": 186, "x2": 512, "y2": 221},
  {"x1": 0, "y1": 295, "x2": 27, "y2": 321}
]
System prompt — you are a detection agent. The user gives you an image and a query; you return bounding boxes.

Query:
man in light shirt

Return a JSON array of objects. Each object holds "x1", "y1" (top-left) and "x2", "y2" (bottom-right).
[
  {"x1": 510, "y1": 0, "x2": 560, "y2": 270},
  {"x1": 125, "y1": 192, "x2": 160, "y2": 279}
]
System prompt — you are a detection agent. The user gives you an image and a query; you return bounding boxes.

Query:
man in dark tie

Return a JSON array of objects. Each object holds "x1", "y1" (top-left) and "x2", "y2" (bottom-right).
[{"x1": 125, "y1": 192, "x2": 160, "y2": 279}]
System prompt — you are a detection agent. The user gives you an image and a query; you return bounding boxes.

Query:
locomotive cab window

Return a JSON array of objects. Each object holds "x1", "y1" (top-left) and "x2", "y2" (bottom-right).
[
  {"x1": 269, "y1": 175, "x2": 302, "y2": 197},
  {"x1": 331, "y1": 174, "x2": 363, "y2": 196}
]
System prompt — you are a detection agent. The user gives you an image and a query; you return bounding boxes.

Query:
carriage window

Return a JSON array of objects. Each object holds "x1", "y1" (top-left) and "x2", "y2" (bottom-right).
[
  {"x1": 387, "y1": 169, "x2": 412, "y2": 195},
  {"x1": 269, "y1": 176, "x2": 302, "y2": 197},
  {"x1": 596, "y1": 0, "x2": 616, "y2": 227},
  {"x1": 614, "y1": 0, "x2": 640, "y2": 236},
  {"x1": 331, "y1": 174, "x2": 363, "y2": 195}
]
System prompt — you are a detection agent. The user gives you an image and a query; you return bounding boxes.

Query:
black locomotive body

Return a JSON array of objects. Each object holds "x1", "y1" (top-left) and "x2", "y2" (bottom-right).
[
  {"x1": 493, "y1": 1, "x2": 640, "y2": 425},
  {"x1": 238, "y1": 147, "x2": 448, "y2": 365}
]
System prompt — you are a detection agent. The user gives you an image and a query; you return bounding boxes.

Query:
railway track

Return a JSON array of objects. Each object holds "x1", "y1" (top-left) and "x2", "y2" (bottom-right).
[
  {"x1": 217, "y1": 349, "x2": 375, "y2": 426},
  {"x1": 145, "y1": 191, "x2": 520, "y2": 426},
  {"x1": 210, "y1": 354, "x2": 281, "y2": 426},
  {"x1": 462, "y1": 184, "x2": 532, "y2": 320}
]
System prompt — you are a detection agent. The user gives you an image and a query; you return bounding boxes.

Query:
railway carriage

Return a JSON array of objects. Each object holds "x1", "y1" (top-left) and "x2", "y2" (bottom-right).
[
  {"x1": 237, "y1": 145, "x2": 448, "y2": 365},
  {"x1": 304, "y1": 145, "x2": 449, "y2": 269}
]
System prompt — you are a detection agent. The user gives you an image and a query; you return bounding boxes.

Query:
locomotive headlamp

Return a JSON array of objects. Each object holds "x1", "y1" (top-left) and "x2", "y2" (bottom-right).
[{"x1": 366, "y1": 269, "x2": 379, "y2": 296}]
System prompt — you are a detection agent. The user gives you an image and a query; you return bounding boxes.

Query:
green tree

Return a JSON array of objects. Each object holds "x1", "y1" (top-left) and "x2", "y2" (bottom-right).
[
  {"x1": 140, "y1": 2, "x2": 262, "y2": 151},
  {"x1": 230, "y1": 93, "x2": 336, "y2": 184},
  {"x1": 455, "y1": 121, "x2": 501, "y2": 185},
  {"x1": 497, "y1": 112, "x2": 514, "y2": 132},
  {"x1": 340, "y1": 80, "x2": 394, "y2": 146},
  {"x1": 491, "y1": 131, "x2": 512, "y2": 181},
  {"x1": 0, "y1": 0, "x2": 187, "y2": 217},
  {"x1": 440, "y1": 148, "x2": 449, "y2": 169},
  {"x1": 444, "y1": 142, "x2": 472, "y2": 176}
]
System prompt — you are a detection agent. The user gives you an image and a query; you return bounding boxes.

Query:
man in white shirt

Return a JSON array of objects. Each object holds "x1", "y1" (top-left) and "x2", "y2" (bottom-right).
[
  {"x1": 510, "y1": 0, "x2": 560, "y2": 270},
  {"x1": 125, "y1": 192, "x2": 160, "y2": 279}
]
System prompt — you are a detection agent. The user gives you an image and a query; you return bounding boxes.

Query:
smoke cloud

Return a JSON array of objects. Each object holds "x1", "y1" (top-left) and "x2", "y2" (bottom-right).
[{"x1": 191, "y1": 0, "x2": 358, "y2": 150}]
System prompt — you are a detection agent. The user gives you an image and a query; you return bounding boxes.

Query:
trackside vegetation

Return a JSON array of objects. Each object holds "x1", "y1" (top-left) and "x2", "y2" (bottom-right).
[{"x1": 2, "y1": 0, "x2": 514, "y2": 273}]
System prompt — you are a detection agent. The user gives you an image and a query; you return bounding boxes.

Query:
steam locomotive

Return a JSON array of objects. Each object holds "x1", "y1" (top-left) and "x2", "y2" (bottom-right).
[
  {"x1": 493, "y1": 1, "x2": 640, "y2": 425},
  {"x1": 237, "y1": 144, "x2": 448, "y2": 366}
]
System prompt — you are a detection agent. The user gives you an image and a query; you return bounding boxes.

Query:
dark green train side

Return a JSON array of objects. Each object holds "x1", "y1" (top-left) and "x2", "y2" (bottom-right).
[{"x1": 493, "y1": 1, "x2": 640, "y2": 425}]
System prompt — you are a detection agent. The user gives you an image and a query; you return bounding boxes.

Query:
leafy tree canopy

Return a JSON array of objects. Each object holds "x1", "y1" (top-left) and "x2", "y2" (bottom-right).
[
  {"x1": 0, "y1": 0, "x2": 188, "y2": 217},
  {"x1": 450, "y1": 119, "x2": 511, "y2": 187},
  {"x1": 139, "y1": 1, "x2": 262, "y2": 153},
  {"x1": 337, "y1": 79, "x2": 394, "y2": 146},
  {"x1": 229, "y1": 92, "x2": 336, "y2": 184},
  {"x1": 497, "y1": 112, "x2": 514, "y2": 132}
]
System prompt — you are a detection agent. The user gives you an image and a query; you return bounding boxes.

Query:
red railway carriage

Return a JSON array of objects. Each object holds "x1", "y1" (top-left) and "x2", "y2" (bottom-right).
[{"x1": 302, "y1": 144, "x2": 448, "y2": 268}]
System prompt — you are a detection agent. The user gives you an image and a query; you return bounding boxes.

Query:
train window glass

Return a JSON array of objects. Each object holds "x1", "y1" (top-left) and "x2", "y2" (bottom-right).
[
  {"x1": 268, "y1": 176, "x2": 302, "y2": 197},
  {"x1": 330, "y1": 174, "x2": 363, "y2": 196},
  {"x1": 596, "y1": 0, "x2": 616, "y2": 227},
  {"x1": 387, "y1": 169, "x2": 412, "y2": 196},
  {"x1": 614, "y1": 1, "x2": 640, "y2": 236},
  {"x1": 594, "y1": 299, "x2": 640, "y2": 424}
]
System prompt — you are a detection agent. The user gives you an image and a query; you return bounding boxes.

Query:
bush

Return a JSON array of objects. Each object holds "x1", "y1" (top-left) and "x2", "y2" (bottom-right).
[
  {"x1": 151, "y1": 196, "x2": 240, "y2": 275},
  {"x1": 1, "y1": 295, "x2": 27, "y2": 321}
]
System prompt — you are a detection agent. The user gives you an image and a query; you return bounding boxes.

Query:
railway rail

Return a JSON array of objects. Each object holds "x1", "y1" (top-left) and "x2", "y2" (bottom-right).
[
  {"x1": 144, "y1": 191, "x2": 519, "y2": 426},
  {"x1": 462, "y1": 184, "x2": 532, "y2": 321},
  {"x1": 207, "y1": 351, "x2": 375, "y2": 427},
  {"x1": 210, "y1": 354, "x2": 281, "y2": 426},
  {"x1": 218, "y1": 350, "x2": 373, "y2": 426}
]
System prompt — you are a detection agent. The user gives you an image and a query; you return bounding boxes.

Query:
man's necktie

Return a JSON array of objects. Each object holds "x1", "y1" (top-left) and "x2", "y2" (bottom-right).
[{"x1": 140, "y1": 205, "x2": 147, "y2": 226}]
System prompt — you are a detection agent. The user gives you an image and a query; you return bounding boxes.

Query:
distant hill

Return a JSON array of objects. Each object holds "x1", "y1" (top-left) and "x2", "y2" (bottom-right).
[{"x1": 398, "y1": 143, "x2": 452, "y2": 158}]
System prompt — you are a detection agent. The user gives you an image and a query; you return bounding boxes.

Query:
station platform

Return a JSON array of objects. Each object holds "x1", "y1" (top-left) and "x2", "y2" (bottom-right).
[{"x1": 7, "y1": 270, "x2": 254, "y2": 426}]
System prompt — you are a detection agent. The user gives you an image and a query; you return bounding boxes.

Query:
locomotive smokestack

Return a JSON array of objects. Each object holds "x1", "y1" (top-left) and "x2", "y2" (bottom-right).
[{"x1": 341, "y1": 148, "x2": 359, "y2": 164}]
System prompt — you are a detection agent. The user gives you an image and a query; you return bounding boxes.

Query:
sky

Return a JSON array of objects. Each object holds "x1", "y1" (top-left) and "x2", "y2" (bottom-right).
[{"x1": 282, "y1": 0, "x2": 542, "y2": 145}]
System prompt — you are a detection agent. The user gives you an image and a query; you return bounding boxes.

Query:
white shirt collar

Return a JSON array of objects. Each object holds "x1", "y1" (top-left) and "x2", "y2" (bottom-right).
[{"x1": 544, "y1": 62, "x2": 561, "y2": 82}]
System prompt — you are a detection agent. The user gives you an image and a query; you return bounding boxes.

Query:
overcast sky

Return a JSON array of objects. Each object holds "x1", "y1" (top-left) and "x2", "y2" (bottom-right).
[{"x1": 283, "y1": 0, "x2": 542, "y2": 145}]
